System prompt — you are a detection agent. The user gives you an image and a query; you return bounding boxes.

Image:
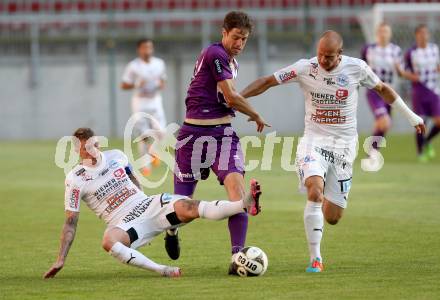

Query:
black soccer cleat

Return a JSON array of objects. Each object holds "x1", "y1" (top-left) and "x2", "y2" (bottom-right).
[{"x1": 164, "y1": 229, "x2": 180, "y2": 260}]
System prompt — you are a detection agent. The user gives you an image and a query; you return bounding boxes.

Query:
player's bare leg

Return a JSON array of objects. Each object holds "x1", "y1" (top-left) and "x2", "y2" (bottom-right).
[
  {"x1": 102, "y1": 227, "x2": 181, "y2": 277},
  {"x1": 322, "y1": 199, "x2": 344, "y2": 225}
]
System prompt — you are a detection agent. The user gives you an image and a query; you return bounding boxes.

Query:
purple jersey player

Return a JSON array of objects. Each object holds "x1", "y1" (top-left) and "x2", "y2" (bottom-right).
[
  {"x1": 361, "y1": 23, "x2": 402, "y2": 151},
  {"x1": 398, "y1": 24, "x2": 440, "y2": 162},
  {"x1": 166, "y1": 11, "x2": 269, "y2": 274}
]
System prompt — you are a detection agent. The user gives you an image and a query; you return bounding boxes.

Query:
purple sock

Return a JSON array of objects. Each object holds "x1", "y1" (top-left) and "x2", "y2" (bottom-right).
[
  {"x1": 372, "y1": 130, "x2": 385, "y2": 150},
  {"x1": 416, "y1": 133, "x2": 425, "y2": 155},
  {"x1": 426, "y1": 125, "x2": 440, "y2": 144},
  {"x1": 228, "y1": 212, "x2": 248, "y2": 254}
]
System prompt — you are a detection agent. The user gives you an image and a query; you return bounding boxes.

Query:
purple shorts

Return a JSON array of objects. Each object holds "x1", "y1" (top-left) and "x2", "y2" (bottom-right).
[
  {"x1": 174, "y1": 123, "x2": 245, "y2": 196},
  {"x1": 367, "y1": 89, "x2": 391, "y2": 119},
  {"x1": 412, "y1": 83, "x2": 440, "y2": 117}
]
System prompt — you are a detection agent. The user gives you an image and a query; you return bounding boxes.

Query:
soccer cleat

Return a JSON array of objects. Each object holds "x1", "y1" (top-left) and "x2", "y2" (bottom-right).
[
  {"x1": 244, "y1": 179, "x2": 262, "y2": 216},
  {"x1": 425, "y1": 144, "x2": 436, "y2": 160},
  {"x1": 306, "y1": 257, "x2": 324, "y2": 273},
  {"x1": 418, "y1": 153, "x2": 429, "y2": 163},
  {"x1": 161, "y1": 266, "x2": 181, "y2": 277},
  {"x1": 164, "y1": 229, "x2": 180, "y2": 260}
]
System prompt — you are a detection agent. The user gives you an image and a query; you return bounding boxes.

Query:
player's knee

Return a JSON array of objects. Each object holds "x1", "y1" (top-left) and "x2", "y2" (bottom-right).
[
  {"x1": 174, "y1": 199, "x2": 199, "y2": 223},
  {"x1": 224, "y1": 174, "x2": 245, "y2": 199},
  {"x1": 307, "y1": 188, "x2": 323, "y2": 203},
  {"x1": 101, "y1": 236, "x2": 114, "y2": 252},
  {"x1": 377, "y1": 116, "x2": 391, "y2": 132}
]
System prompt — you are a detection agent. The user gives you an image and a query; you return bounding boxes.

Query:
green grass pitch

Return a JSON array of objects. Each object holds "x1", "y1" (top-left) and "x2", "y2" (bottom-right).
[{"x1": 0, "y1": 135, "x2": 439, "y2": 300}]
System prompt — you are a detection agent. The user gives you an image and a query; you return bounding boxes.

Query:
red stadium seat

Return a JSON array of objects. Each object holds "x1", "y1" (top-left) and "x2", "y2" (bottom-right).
[
  {"x1": 100, "y1": 1, "x2": 108, "y2": 11},
  {"x1": 8, "y1": 2, "x2": 17, "y2": 14},
  {"x1": 77, "y1": 1, "x2": 86, "y2": 12},
  {"x1": 54, "y1": 1, "x2": 64, "y2": 12},
  {"x1": 122, "y1": 0, "x2": 131, "y2": 10},
  {"x1": 191, "y1": 0, "x2": 200, "y2": 9},
  {"x1": 31, "y1": 1, "x2": 40, "y2": 12}
]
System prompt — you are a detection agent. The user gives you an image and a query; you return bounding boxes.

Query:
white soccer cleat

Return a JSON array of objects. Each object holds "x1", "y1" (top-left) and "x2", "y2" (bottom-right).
[{"x1": 161, "y1": 266, "x2": 182, "y2": 278}]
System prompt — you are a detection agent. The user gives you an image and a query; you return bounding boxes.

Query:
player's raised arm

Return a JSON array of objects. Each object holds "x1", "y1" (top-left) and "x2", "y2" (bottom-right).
[
  {"x1": 240, "y1": 75, "x2": 279, "y2": 98},
  {"x1": 218, "y1": 79, "x2": 271, "y2": 132},
  {"x1": 241, "y1": 60, "x2": 306, "y2": 99},
  {"x1": 372, "y1": 81, "x2": 425, "y2": 134},
  {"x1": 44, "y1": 210, "x2": 79, "y2": 279}
]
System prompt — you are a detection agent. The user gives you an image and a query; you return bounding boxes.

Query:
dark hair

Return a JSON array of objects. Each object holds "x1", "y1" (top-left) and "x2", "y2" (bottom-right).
[
  {"x1": 73, "y1": 127, "x2": 94, "y2": 141},
  {"x1": 136, "y1": 38, "x2": 153, "y2": 48},
  {"x1": 223, "y1": 11, "x2": 253, "y2": 33},
  {"x1": 415, "y1": 24, "x2": 427, "y2": 34}
]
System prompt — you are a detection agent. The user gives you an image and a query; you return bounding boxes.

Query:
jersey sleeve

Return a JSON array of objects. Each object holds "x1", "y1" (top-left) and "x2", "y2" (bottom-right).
[
  {"x1": 206, "y1": 47, "x2": 233, "y2": 82},
  {"x1": 273, "y1": 59, "x2": 307, "y2": 85},
  {"x1": 359, "y1": 60, "x2": 381, "y2": 89},
  {"x1": 64, "y1": 175, "x2": 82, "y2": 212},
  {"x1": 122, "y1": 62, "x2": 137, "y2": 85}
]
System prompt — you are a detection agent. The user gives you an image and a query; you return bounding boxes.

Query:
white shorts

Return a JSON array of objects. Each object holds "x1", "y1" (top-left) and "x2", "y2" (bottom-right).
[
  {"x1": 132, "y1": 95, "x2": 167, "y2": 137},
  {"x1": 295, "y1": 142, "x2": 354, "y2": 209},
  {"x1": 115, "y1": 193, "x2": 189, "y2": 249}
]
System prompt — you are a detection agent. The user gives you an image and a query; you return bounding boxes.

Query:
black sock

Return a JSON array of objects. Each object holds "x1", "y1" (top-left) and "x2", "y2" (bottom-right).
[
  {"x1": 426, "y1": 125, "x2": 440, "y2": 144},
  {"x1": 372, "y1": 130, "x2": 385, "y2": 150},
  {"x1": 416, "y1": 133, "x2": 425, "y2": 155}
]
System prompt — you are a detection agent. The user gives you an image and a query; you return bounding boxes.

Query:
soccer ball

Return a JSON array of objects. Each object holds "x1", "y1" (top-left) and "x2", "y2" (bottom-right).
[{"x1": 232, "y1": 246, "x2": 268, "y2": 277}]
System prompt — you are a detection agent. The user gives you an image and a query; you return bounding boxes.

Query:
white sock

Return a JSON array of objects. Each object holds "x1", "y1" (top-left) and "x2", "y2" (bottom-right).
[
  {"x1": 304, "y1": 200, "x2": 324, "y2": 263},
  {"x1": 198, "y1": 200, "x2": 244, "y2": 220},
  {"x1": 110, "y1": 242, "x2": 165, "y2": 274}
]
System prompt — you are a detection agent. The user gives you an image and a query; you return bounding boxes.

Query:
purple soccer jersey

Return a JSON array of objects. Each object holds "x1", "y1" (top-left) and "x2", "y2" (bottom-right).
[
  {"x1": 405, "y1": 43, "x2": 440, "y2": 117},
  {"x1": 361, "y1": 43, "x2": 402, "y2": 119},
  {"x1": 185, "y1": 42, "x2": 238, "y2": 119}
]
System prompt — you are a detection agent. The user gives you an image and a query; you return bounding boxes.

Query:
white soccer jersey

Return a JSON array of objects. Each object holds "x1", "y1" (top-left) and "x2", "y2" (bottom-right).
[
  {"x1": 274, "y1": 55, "x2": 380, "y2": 147},
  {"x1": 362, "y1": 43, "x2": 402, "y2": 84},
  {"x1": 64, "y1": 150, "x2": 147, "y2": 225},
  {"x1": 122, "y1": 57, "x2": 167, "y2": 100},
  {"x1": 405, "y1": 43, "x2": 440, "y2": 94}
]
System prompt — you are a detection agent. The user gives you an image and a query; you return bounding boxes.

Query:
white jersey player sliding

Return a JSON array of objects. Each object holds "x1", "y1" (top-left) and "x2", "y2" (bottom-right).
[
  {"x1": 44, "y1": 128, "x2": 261, "y2": 278},
  {"x1": 241, "y1": 31, "x2": 425, "y2": 272}
]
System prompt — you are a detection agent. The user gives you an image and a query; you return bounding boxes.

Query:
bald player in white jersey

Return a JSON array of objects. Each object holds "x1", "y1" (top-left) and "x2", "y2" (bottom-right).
[
  {"x1": 43, "y1": 128, "x2": 261, "y2": 279},
  {"x1": 121, "y1": 38, "x2": 167, "y2": 176},
  {"x1": 241, "y1": 31, "x2": 425, "y2": 272}
]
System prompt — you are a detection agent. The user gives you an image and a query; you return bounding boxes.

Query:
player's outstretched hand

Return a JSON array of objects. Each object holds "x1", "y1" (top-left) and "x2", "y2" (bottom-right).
[
  {"x1": 43, "y1": 261, "x2": 64, "y2": 279},
  {"x1": 415, "y1": 123, "x2": 426, "y2": 135},
  {"x1": 248, "y1": 114, "x2": 271, "y2": 133}
]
